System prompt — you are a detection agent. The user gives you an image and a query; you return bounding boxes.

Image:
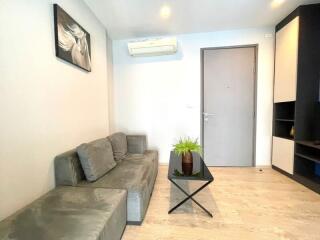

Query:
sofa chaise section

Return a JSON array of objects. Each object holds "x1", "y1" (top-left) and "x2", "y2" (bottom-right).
[
  {"x1": 0, "y1": 187, "x2": 127, "y2": 240},
  {"x1": 78, "y1": 150, "x2": 158, "y2": 223}
]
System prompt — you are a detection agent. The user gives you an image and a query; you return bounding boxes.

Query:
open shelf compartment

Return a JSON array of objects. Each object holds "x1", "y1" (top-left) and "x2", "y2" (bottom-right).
[
  {"x1": 294, "y1": 141, "x2": 320, "y2": 192},
  {"x1": 274, "y1": 101, "x2": 295, "y2": 120},
  {"x1": 296, "y1": 141, "x2": 320, "y2": 164},
  {"x1": 273, "y1": 101, "x2": 295, "y2": 140}
]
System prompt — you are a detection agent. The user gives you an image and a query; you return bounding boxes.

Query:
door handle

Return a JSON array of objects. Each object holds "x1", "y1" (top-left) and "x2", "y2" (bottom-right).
[{"x1": 203, "y1": 112, "x2": 216, "y2": 117}]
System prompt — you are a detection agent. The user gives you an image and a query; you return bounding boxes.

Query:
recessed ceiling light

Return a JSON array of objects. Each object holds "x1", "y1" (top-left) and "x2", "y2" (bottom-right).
[
  {"x1": 160, "y1": 5, "x2": 171, "y2": 19},
  {"x1": 271, "y1": 0, "x2": 286, "y2": 8}
]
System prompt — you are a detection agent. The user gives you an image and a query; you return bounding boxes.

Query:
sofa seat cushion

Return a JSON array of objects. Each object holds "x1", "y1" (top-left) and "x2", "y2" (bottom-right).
[
  {"x1": 108, "y1": 133, "x2": 127, "y2": 161},
  {"x1": 77, "y1": 150, "x2": 158, "y2": 223},
  {"x1": 0, "y1": 187, "x2": 127, "y2": 240},
  {"x1": 77, "y1": 138, "x2": 116, "y2": 182},
  {"x1": 125, "y1": 150, "x2": 158, "y2": 193}
]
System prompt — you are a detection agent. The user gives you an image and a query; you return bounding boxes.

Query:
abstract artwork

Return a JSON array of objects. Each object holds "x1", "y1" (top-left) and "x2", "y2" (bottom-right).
[{"x1": 54, "y1": 4, "x2": 91, "y2": 72}]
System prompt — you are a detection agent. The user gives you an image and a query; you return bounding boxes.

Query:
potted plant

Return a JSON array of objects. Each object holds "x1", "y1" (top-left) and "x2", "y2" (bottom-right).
[{"x1": 173, "y1": 137, "x2": 202, "y2": 176}]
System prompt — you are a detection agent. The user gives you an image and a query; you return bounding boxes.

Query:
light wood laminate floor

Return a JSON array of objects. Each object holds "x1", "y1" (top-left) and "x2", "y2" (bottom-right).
[{"x1": 122, "y1": 166, "x2": 320, "y2": 240}]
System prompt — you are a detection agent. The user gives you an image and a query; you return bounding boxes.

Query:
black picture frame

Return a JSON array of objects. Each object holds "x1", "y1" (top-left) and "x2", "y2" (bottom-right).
[{"x1": 53, "y1": 4, "x2": 92, "y2": 72}]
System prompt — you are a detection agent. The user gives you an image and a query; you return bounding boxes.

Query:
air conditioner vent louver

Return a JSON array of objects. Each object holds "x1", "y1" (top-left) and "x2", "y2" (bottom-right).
[{"x1": 128, "y1": 37, "x2": 178, "y2": 57}]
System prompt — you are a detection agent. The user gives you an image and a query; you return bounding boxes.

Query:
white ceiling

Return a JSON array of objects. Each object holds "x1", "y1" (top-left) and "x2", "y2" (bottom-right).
[{"x1": 84, "y1": 0, "x2": 320, "y2": 40}]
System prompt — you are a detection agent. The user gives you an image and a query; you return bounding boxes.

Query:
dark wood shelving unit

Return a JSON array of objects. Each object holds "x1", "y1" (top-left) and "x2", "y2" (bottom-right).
[{"x1": 272, "y1": 4, "x2": 320, "y2": 194}]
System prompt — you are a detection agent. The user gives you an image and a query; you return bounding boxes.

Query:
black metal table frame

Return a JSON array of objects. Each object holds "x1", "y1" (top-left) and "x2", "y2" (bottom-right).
[{"x1": 168, "y1": 178, "x2": 213, "y2": 217}]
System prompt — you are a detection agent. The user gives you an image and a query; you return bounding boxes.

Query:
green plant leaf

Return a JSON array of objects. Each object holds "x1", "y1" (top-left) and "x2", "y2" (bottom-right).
[{"x1": 172, "y1": 137, "x2": 202, "y2": 156}]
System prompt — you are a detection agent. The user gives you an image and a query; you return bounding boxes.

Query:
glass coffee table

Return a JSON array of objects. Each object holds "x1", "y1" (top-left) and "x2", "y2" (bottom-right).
[{"x1": 168, "y1": 151, "x2": 214, "y2": 217}]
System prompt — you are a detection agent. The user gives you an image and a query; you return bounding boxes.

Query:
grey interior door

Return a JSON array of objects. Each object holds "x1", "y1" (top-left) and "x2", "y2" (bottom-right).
[{"x1": 202, "y1": 47, "x2": 256, "y2": 167}]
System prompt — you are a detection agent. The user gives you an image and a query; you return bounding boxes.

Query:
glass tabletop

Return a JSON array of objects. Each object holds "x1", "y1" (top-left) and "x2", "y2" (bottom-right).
[{"x1": 168, "y1": 151, "x2": 214, "y2": 181}]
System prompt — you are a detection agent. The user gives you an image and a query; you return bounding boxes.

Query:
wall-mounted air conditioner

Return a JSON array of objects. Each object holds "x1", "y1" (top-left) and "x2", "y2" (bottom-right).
[{"x1": 128, "y1": 37, "x2": 178, "y2": 57}]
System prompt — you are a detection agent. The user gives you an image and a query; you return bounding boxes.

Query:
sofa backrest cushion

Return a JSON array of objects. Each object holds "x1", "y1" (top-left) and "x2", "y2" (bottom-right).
[
  {"x1": 108, "y1": 132, "x2": 128, "y2": 161},
  {"x1": 54, "y1": 149, "x2": 85, "y2": 186},
  {"x1": 77, "y1": 138, "x2": 117, "y2": 182},
  {"x1": 127, "y1": 135, "x2": 147, "y2": 154}
]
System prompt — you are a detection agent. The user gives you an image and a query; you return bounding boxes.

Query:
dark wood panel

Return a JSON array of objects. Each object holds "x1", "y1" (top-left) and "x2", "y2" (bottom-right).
[
  {"x1": 276, "y1": 7, "x2": 299, "y2": 32},
  {"x1": 293, "y1": 173, "x2": 320, "y2": 194},
  {"x1": 272, "y1": 165, "x2": 320, "y2": 194}
]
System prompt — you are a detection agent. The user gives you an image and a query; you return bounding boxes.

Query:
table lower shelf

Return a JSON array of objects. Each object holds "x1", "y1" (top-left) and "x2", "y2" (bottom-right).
[{"x1": 168, "y1": 178, "x2": 213, "y2": 217}]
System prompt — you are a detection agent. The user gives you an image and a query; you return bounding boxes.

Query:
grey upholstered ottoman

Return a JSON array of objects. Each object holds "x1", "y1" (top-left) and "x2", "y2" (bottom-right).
[{"x1": 0, "y1": 187, "x2": 127, "y2": 240}]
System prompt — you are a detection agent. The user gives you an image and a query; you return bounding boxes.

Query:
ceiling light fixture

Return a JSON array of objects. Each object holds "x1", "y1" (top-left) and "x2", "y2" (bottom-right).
[
  {"x1": 271, "y1": 0, "x2": 286, "y2": 8},
  {"x1": 160, "y1": 5, "x2": 171, "y2": 19}
]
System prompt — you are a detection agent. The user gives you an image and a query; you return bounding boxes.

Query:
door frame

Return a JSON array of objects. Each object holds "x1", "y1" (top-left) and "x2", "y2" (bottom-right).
[{"x1": 200, "y1": 45, "x2": 258, "y2": 167}]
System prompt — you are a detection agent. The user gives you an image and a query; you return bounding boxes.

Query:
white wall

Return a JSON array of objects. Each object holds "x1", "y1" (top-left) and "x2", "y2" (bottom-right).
[
  {"x1": 112, "y1": 27, "x2": 275, "y2": 166},
  {"x1": 0, "y1": 0, "x2": 109, "y2": 220},
  {"x1": 107, "y1": 34, "x2": 115, "y2": 133}
]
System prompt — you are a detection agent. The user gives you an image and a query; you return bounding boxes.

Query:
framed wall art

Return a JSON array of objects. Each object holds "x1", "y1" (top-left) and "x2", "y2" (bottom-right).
[{"x1": 54, "y1": 4, "x2": 91, "y2": 72}]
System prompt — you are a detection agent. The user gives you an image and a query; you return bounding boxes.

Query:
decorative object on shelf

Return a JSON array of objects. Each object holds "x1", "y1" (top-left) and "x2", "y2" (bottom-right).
[
  {"x1": 290, "y1": 126, "x2": 295, "y2": 138},
  {"x1": 173, "y1": 137, "x2": 202, "y2": 176},
  {"x1": 54, "y1": 4, "x2": 91, "y2": 72}
]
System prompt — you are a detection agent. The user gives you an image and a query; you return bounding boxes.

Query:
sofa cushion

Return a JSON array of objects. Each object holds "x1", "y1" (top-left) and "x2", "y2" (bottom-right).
[
  {"x1": 127, "y1": 135, "x2": 147, "y2": 154},
  {"x1": 125, "y1": 150, "x2": 158, "y2": 194},
  {"x1": 77, "y1": 138, "x2": 116, "y2": 182},
  {"x1": 0, "y1": 187, "x2": 127, "y2": 240},
  {"x1": 54, "y1": 149, "x2": 85, "y2": 186},
  {"x1": 109, "y1": 132, "x2": 128, "y2": 161}
]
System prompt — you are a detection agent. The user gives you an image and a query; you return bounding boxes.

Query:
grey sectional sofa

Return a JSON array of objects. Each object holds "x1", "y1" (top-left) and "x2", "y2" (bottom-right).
[{"x1": 0, "y1": 133, "x2": 158, "y2": 240}]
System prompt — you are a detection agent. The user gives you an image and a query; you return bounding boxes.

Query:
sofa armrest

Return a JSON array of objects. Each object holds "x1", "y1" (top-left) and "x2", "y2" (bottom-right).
[
  {"x1": 54, "y1": 149, "x2": 85, "y2": 186},
  {"x1": 127, "y1": 135, "x2": 147, "y2": 154}
]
